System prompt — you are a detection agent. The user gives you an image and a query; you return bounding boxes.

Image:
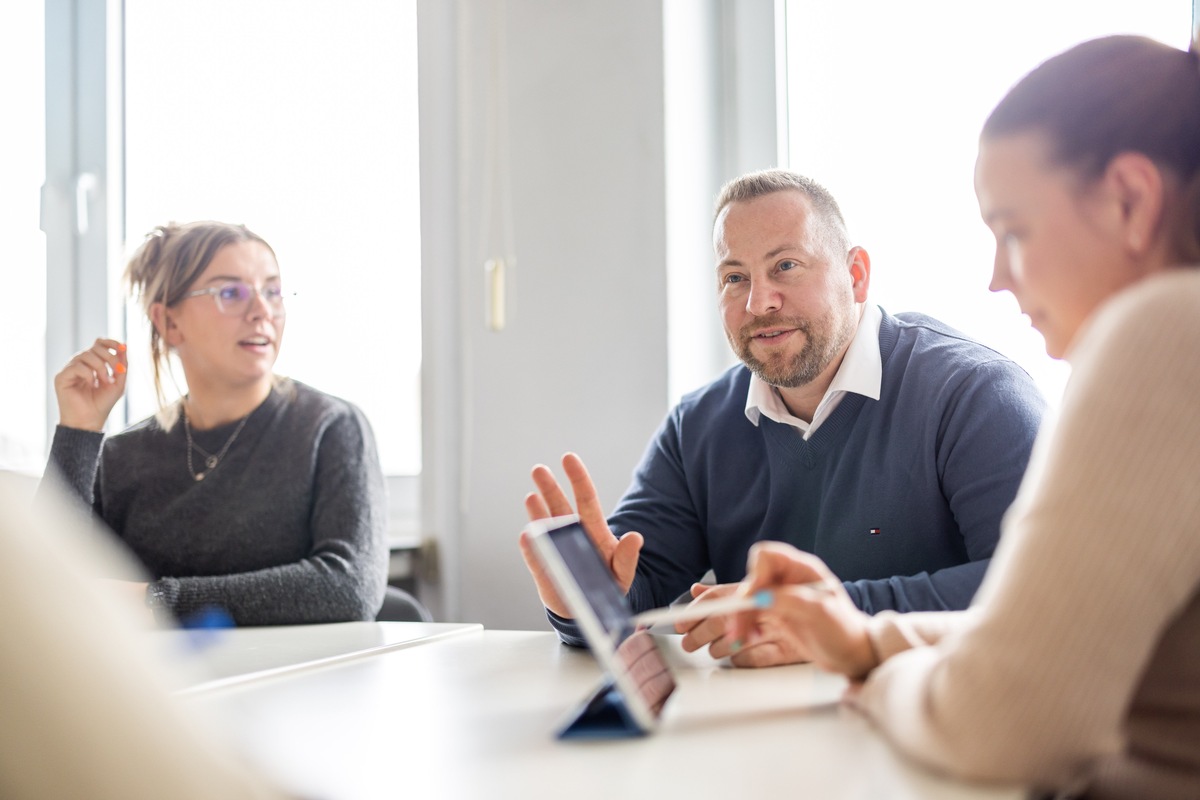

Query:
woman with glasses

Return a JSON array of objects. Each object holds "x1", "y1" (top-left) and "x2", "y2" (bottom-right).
[
  {"x1": 726, "y1": 34, "x2": 1200, "y2": 798},
  {"x1": 44, "y1": 220, "x2": 387, "y2": 626}
]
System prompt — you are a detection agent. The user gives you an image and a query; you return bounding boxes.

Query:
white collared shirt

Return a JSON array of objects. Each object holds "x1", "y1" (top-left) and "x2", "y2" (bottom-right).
[{"x1": 744, "y1": 303, "x2": 883, "y2": 440}]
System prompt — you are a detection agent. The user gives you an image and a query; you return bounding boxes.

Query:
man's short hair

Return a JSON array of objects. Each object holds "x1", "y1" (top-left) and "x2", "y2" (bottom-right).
[{"x1": 714, "y1": 169, "x2": 851, "y2": 257}]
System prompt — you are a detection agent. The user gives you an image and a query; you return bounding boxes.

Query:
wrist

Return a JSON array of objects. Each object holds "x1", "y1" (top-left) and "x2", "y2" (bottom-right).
[
  {"x1": 59, "y1": 416, "x2": 106, "y2": 433},
  {"x1": 847, "y1": 625, "x2": 881, "y2": 681}
]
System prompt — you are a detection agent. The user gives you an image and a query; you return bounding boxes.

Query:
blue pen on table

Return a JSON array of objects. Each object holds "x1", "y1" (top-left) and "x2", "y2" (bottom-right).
[{"x1": 632, "y1": 580, "x2": 834, "y2": 628}]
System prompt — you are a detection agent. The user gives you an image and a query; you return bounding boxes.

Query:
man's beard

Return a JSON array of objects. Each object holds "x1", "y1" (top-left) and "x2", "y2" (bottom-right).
[{"x1": 730, "y1": 312, "x2": 854, "y2": 389}]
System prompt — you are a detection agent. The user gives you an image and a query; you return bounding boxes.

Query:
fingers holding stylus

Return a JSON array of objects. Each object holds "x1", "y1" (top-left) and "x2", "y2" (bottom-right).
[
  {"x1": 677, "y1": 582, "x2": 739, "y2": 648},
  {"x1": 727, "y1": 542, "x2": 877, "y2": 679}
]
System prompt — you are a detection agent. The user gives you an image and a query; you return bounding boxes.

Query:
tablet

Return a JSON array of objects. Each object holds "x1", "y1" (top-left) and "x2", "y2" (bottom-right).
[{"x1": 526, "y1": 514, "x2": 676, "y2": 736}]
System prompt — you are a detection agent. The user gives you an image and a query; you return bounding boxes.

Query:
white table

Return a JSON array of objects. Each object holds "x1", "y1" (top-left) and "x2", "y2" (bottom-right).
[
  {"x1": 155, "y1": 621, "x2": 480, "y2": 693},
  {"x1": 185, "y1": 627, "x2": 1025, "y2": 800}
]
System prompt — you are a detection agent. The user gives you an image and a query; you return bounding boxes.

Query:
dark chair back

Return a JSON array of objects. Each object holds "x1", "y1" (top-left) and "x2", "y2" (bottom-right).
[{"x1": 375, "y1": 585, "x2": 433, "y2": 622}]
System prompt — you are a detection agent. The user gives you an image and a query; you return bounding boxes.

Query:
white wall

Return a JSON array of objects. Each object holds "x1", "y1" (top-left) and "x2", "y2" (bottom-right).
[{"x1": 420, "y1": 0, "x2": 672, "y2": 629}]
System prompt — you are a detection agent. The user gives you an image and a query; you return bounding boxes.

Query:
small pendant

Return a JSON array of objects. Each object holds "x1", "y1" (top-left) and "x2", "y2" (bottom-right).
[
  {"x1": 194, "y1": 472, "x2": 206, "y2": 481},
  {"x1": 205, "y1": 455, "x2": 219, "y2": 469}
]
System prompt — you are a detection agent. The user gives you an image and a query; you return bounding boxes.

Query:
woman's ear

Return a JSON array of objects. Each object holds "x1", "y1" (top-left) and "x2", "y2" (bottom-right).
[
  {"x1": 149, "y1": 303, "x2": 181, "y2": 347},
  {"x1": 1105, "y1": 152, "x2": 1165, "y2": 259}
]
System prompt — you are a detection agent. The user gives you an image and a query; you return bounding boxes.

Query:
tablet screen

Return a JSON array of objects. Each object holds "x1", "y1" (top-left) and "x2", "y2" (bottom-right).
[
  {"x1": 549, "y1": 521, "x2": 636, "y2": 641},
  {"x1": 544, "y1": 520, "x2": 676, "y2": 722}
]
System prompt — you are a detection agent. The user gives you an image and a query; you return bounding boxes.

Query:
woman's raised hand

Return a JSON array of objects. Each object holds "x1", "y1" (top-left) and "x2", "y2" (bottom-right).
[{"x1": 54, "y1": 338, "x2": 128, "y2": 432}]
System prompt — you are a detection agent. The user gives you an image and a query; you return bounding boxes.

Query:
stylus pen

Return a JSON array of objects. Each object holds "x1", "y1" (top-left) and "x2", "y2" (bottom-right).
[{"x1": 632, "y1": 580, "x2": 835, "y2": 628}]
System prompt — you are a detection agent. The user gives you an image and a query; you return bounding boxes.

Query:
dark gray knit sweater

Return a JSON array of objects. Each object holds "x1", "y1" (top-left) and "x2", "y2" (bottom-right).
[{"x1": 44, "y1": 380, "x2": 388, "y2": 625}]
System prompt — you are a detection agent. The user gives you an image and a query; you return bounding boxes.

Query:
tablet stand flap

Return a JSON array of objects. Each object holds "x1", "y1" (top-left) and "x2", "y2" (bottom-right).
[{"x1": 556, "y1": 680, "x2": 647, "y2": 739}]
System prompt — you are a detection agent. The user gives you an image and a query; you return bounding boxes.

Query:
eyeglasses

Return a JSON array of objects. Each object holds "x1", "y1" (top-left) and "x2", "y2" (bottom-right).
[{"x1": 182, "y1": 281, "x2": 291, "y2": 318}]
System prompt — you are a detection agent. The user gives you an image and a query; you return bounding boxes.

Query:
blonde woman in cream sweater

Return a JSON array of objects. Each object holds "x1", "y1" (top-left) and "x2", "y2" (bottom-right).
[{"x1": 727, "y1": 35, "x2": 1200, "y2": 799}]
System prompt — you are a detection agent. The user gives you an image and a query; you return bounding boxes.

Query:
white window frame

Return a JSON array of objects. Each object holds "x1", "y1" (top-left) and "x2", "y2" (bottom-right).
[{"x1": 43, "y1": 0, "x2": 125, "y2": 440}]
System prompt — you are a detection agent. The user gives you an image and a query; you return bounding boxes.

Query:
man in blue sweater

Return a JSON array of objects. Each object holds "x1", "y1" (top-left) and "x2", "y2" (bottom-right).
[{"x1": 519, "y1": 169, "x2": 1045, "y2": 666}]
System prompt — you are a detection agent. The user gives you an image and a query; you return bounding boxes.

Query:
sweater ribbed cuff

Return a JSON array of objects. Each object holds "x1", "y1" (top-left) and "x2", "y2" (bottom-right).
[
  {"x1": 545, "y1": 608, "x2": 588, "y2": 648},
  {"x1": 146, "y1": 578, "x2": 180, "y2": 625}
]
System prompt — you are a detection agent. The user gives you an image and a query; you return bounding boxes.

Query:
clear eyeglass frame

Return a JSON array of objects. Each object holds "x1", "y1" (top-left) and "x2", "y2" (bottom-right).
[{"x1": 182, "y1": 281, "x2": 292, "y2": 318}]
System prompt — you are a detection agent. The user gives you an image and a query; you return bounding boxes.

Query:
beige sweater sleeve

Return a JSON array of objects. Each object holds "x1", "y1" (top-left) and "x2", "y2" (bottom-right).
[
  {"x1": 0, "y1": 475, "x2": 290, "y2": 800},
  {"x1": 855, "y1": 271, "x2": 1200, "y2": 790}
]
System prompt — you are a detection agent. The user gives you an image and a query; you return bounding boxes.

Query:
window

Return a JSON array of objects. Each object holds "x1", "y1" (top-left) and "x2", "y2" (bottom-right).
[
  {"x1": 783, "y1": 0, "x2": 1191, "y2": 406},
  {"x1": 123, "y1": 0, "x2": 422, "y2": 477},
  {"x1": 0, "y1": 1, "x2": 46, "y2": 473}
]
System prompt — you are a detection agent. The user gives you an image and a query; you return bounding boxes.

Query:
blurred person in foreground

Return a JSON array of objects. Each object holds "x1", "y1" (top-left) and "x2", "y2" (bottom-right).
[{"x1": 0, "y1": 471, "x2": 290, "y2": 799}]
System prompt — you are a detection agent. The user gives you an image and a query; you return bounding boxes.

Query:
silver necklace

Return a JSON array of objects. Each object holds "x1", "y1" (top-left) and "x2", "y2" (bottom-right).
[{"x1": 184, "y1": 407, "x2": 251, "y2": 481}]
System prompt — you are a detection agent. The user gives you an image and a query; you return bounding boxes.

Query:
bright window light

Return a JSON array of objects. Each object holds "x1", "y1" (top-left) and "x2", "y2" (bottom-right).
[
  {"x1": 784, "y1": 0, "x2": 1191, "y2": 406},
  {"x1": 0, "y1": 1, "x2": 46, "y2": 473},
  {"x1": 124, "y1": 0, "x2": 422, "y2": 475}
]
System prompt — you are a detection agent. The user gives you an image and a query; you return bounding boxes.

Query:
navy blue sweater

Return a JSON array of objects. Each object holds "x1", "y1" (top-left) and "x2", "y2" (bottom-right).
[{"x1": 551, "y1": 309, "x2": 1045, "y2": 644}]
